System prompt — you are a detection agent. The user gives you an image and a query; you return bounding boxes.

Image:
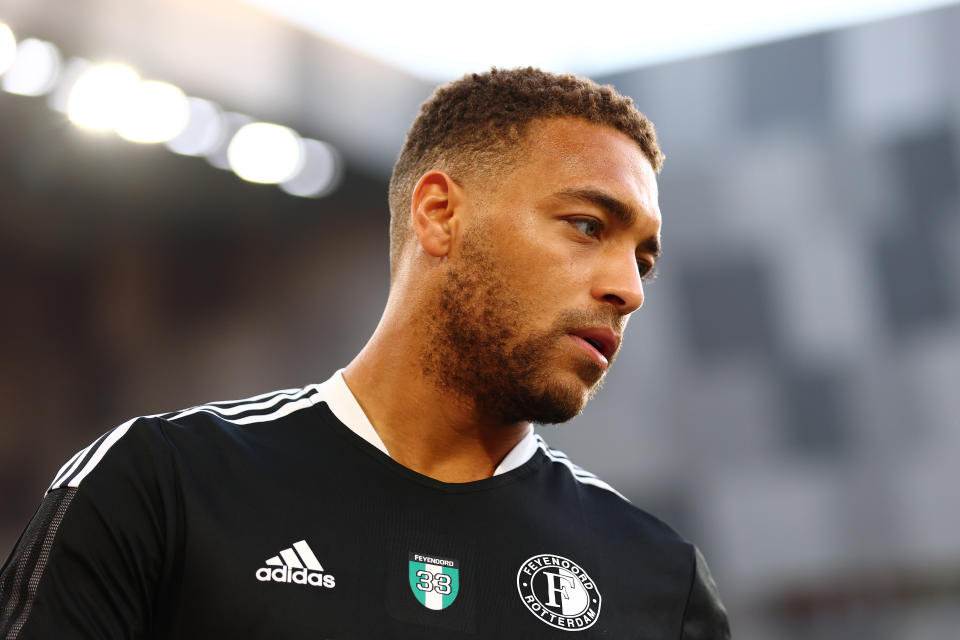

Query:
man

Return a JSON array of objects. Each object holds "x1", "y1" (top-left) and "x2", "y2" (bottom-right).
[{"x1": 1, "y1": 68, "x2": 730, "y2": 638}]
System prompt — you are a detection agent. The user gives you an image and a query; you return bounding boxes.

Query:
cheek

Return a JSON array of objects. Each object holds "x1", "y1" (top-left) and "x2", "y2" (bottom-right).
[
  {"x1": 485, "y1": 215, "x2": 589, "y2": 314},
  {"x1": 513, "y1": 255, "x2": 585, "y2": 320}
]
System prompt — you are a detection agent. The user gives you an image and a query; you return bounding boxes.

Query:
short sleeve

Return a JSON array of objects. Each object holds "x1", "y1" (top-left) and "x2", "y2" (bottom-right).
[
  {"x1": 680, "y1": 546, "x2": 731, "y2": 640},
  {"x1": 0, "y1": 418, "x2": 180, "y2": 639}
]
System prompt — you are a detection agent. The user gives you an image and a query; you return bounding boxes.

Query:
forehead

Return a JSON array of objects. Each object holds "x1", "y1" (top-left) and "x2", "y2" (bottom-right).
[{"x1": 508, "y1": 117, "x2": 660, "y2": 222}]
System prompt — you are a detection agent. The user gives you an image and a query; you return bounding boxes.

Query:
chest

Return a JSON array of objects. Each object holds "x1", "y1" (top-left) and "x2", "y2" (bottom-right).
[{"x1": 162, "y1": 467, "x2": 687, "y2": 639}]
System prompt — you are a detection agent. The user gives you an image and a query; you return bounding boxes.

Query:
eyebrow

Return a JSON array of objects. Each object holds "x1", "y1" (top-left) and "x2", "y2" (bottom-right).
[{"x1": 550, "y1": 187, "x2": 662, "y2": 259}]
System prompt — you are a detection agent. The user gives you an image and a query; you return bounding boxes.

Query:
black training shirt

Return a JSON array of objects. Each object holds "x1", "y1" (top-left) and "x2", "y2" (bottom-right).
[{"x1": 1, "y1": 371, "x2": 730, "y2": 638}]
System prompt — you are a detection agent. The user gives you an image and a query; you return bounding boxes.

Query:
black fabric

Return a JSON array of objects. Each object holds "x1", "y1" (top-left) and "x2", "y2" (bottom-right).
[
  {"x1": 0, "y1": 487, "x2": 76, "y2": 637},
  {"x1": 680, "y1": 547, "x2": 731, "y2": 640},
  {"x1": 1, "y1": 391, "x2": 730, "y2": 639}
]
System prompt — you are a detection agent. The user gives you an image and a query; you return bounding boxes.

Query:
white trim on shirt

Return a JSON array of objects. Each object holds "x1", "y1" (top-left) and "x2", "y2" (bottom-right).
[{"x1": 319, "y1": 369, "x2": 537, "y2": 476}]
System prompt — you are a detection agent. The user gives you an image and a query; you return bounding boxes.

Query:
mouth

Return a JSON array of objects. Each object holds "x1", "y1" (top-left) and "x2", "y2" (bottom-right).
[{"x1": 569, "y1": 327, "x2": 620, "y2": 363}]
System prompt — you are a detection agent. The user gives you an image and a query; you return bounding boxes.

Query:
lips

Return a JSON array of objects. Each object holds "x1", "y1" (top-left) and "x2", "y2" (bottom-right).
[{"x1": 569, "y1": 327, "x2": 620, "y2": 361}]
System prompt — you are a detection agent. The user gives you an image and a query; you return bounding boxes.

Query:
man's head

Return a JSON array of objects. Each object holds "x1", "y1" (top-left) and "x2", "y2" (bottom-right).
[
  {"x1": 388, "y1": 68, "x2": 663, "y2": 425},
  {"x1": 388, "y1": 67, "x2": 663, "y2": 272}
]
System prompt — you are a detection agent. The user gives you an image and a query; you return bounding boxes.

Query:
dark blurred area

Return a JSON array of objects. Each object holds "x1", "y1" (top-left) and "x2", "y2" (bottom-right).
[{"x1": 2, "y1": 1, "x2": 959, "y2": 638}]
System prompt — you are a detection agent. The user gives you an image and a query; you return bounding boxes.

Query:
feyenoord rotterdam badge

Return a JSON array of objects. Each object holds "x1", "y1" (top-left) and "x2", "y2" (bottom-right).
[
  {"x1": 408, "y1": 552, "x2": 460, "y2": 610},
  {"x1": 517, "y1": 554, "x2": 601, "y2": 631}
]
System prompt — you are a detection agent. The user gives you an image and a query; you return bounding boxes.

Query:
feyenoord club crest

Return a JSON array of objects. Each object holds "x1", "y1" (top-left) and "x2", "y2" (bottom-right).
[
  {"x1": 408, "y1": 552, "x2": 460, "y2": 610},
  {"x1": 517, "y1": 554, "x2": 601, "y2": 631}
]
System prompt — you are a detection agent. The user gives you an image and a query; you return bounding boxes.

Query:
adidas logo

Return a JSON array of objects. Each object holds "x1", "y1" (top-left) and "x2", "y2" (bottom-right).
[{"x1": 255, "y1": 540, "x2": 336, "y2": 589}]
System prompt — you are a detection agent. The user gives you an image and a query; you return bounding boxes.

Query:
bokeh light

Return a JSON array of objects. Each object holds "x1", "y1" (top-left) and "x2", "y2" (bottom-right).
[
  {"x1": 115, "y1": 80, "x2": 189, "y2": 143},
  {"x1": 165, "y1": 97, "x2": 224, "y2": 156},
  {"x1": 48, "y1": 57, "x2": 91, "y2": 113},
  {"x1": 1, "y1": 38, "x2": 62, "y2": 96},
  {"x1": 227, "y1": 122, "x2": 304, "y2": 184},
  {"x1": 0, "y1": 23, "x2": 342, "y2": 198},
  {"x1": 280, "y1": 139, "x2": 342, "y2": 198},
  {"x1": 66, "y1": 63, "x2": 139, "y2": 130},
  {"x1": 0, "y1": 23, "x2": 15, "y2": 75},
  {"x1": 205, "y1": 112, "x2": 253, "y2": 170}
]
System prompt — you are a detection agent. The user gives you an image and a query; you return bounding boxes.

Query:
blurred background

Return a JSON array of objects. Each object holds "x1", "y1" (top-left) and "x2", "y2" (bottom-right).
[{"x1": 1, "y1": 0, "x2": 959, "y2": 637}]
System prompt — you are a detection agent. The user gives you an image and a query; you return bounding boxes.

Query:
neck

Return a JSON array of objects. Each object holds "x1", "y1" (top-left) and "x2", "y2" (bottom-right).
[{"x1": 342, "y1": 310, "x2": 530, "y2": 483}]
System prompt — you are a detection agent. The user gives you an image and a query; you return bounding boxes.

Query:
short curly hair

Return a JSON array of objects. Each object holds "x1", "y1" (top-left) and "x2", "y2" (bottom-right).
[{"x1": 388, "y1": 67, "x2": 663, "y2": 269}]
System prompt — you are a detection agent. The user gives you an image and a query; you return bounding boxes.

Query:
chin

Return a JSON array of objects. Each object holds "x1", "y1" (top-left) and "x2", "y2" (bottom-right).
[
  {"x1": 563, "y1": 354, "x2": 606, "y2": 393},
  {"x1": 523, "y1": 371, "x2": 598, "y2": 425}
]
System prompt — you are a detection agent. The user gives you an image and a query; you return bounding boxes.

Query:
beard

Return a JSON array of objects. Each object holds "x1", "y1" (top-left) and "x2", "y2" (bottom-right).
[{"x1": 420, "y1": 235, "x2": 619, "y2": 425}]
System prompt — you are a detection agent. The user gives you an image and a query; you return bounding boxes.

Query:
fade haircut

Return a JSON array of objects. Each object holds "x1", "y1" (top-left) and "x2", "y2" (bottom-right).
[{"x1": 387, "y1": 67, "x2": 663, "y2": 270}]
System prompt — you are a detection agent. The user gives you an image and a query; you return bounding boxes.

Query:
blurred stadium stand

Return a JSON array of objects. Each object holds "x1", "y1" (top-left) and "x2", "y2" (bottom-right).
[{"x1": 1, "y1": 1, "x2": 958, "y2": 638}]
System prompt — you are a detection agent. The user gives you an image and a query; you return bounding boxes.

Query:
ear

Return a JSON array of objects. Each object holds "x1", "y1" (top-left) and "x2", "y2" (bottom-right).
[{"x1": 411, "y1": 170, "x2": 463, "y2": 259}]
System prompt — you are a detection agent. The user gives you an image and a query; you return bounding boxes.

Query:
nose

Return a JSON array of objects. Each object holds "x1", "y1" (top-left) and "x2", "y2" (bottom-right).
[{"x1": 591, "y1": 249, "x2": 645, "y2": 315}]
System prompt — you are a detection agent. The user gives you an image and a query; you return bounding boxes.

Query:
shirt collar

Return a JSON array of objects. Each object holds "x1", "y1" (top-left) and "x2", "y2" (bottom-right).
[{"x1": 317, "y1": 369, "x2": 537, "y2": 476}]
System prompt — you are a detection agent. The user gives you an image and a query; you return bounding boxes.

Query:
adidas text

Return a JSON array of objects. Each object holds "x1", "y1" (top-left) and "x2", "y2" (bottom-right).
[{"x1": 256, "y1": 565, "x2": 336, "y2": 588}]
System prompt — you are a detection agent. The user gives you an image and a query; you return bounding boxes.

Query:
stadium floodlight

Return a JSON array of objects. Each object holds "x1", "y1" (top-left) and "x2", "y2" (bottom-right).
[
  {"x1": 165, "y1": 97, "x2": 224, "y2": 156},
  {"x1": 227, "y1": 122, "x2": 304, "y2": 184},
  {"x1": 115, "y1": 80, "x2": 189, "y2": 143},
  {"x1": 67, "y1": 63, "x2": 139, "y2": 130},
  {"x1": 0, "y1": 23, "x2": 16, "y2": 75},
  {"x1": 280, "y1": 139, "x2": 342, "y2": 198},
  {"x1": 2, "y1": 38, "x2": 62, "y2": 96}
]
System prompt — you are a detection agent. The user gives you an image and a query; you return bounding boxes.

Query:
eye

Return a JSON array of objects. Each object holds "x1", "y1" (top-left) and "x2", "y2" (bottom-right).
[
  {"x1": 569, "y1": 217, "x2": 602, "y2": 238},
  {"x1": 638, "y1": 261, "x2": 658, "y2": 283}
]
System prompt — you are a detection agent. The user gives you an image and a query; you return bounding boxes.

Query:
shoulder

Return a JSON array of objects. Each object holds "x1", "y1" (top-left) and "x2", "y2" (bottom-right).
[
  {"x1": 156, "y1": 384, "x2": 326, "y2": 430},
  {"x1": 534, "y1": 435, "x2": 731, "y2": 637},
  {"x1": 533, "y1": 433, "x2": 629, "y2": 501},
  {"x1": 48, "y1": 384, "x2": 326, "y2": 493},
  {"x1": 534, "y1": 433, "x2": 690, "y2": 544}
]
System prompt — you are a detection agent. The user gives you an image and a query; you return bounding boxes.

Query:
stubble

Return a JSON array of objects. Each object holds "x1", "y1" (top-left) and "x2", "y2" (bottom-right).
[{"x1": 420, "y1": 235, "x2": 613, "y2": 425}]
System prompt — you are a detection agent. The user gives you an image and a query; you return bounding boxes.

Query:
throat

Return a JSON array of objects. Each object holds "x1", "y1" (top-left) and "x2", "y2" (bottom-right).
[
  {"x1": 343, "y1": 358, "x2": 532, "y2": 483},
  {"x1": 383, "y1": 421, "x2": 532, "y2": 483}
]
